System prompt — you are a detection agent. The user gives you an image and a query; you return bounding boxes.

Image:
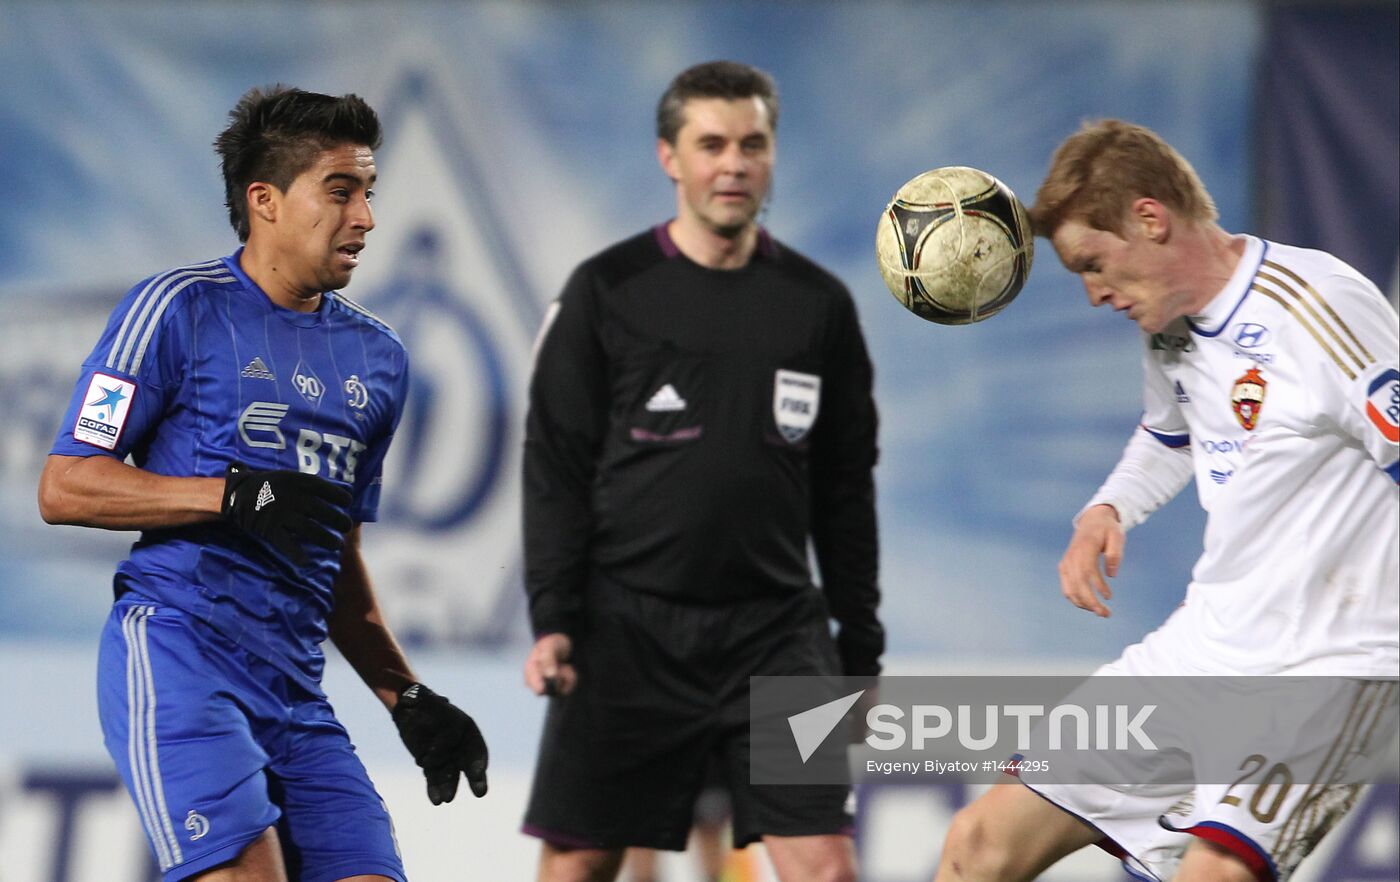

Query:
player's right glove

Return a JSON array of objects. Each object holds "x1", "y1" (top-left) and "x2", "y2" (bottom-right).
[
  {"x1": 221, "y1": 462, "x2": 353, "y2": 566},
  {"x1": 392, "y1": 683, "x2": 490, "y2": 804}
]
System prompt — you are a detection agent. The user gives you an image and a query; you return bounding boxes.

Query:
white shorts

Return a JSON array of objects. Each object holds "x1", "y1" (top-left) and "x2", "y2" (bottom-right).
[{"x1": 1017, "y1": 620, "x2": 1399, "y2": 881}]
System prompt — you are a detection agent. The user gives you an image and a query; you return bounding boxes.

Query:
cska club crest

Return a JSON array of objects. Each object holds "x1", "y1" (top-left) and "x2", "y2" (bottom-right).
[{"x1": 1230, "y1": 366, "x2": 1267, "y2": 430}]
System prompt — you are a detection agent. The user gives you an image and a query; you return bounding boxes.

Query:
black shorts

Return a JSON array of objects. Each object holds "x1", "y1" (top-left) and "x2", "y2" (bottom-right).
[{"x1": 522, "y1": 578, "x2": 852, "y2": 850}]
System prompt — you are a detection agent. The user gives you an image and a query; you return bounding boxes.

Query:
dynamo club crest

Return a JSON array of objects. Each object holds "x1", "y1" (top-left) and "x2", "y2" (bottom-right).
[{"x1": 774, "y1": 369, "x2": 821, "y2": 443}]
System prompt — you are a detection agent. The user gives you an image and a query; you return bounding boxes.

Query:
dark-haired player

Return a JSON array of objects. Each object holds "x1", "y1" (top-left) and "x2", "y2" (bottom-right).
[
  {"x1": 521, "y1": 61, "x2": 882, "y2": 882},
  {"x1": 39, "y1": 85, "x2": 487, "y2": 882}
]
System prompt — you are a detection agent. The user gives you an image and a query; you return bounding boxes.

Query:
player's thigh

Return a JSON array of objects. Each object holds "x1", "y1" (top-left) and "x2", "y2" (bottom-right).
[
  {"x1": 940, "y1": 779, "x2": 1102, "y2": 877},
  {"x1": 268, "y1": 698, "x2": 405, "y2": 882},
  {"x1": 98, "y1": 602, "x2": 281, "y2": 879},
  {"x1": 188, "y1": 827, "x2": 287, "y2": 882},
  {"x1": 187, "y1": 828, "x2": 398, "y2": 882},
  {"x1": 1173, "y1": 839, "x2": 1259, "y2": 882}
]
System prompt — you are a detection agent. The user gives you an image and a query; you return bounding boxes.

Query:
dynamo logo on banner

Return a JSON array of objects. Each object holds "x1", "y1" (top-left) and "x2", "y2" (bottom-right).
[{"x1": 349, "y1": 69, "x2": 544, "y2": 649}]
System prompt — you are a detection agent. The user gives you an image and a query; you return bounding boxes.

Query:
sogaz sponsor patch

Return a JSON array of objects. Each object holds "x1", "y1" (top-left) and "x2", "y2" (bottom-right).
[{"x1": 74, "y1": 373, "x2": 136, "y2": 450}]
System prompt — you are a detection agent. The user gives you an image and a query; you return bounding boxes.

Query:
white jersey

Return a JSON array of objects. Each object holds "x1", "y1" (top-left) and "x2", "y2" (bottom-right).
[{"x1": 1088, "y1": 235, "x2": 1399, "y2": 676}]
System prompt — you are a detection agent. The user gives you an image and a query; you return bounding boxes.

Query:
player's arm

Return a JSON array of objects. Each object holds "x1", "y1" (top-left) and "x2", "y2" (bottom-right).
[
  {"x1": 522, "y1": 267, "x2": 607, "y2": 696},
  {"x1": 1059, "y1": 426, "x2": 1193, "y2": 617},
  {"x1": 38, "y1": 454, "x2": 223, "y2": 530},
  {"x1": 1059, "y1": 343, "x2": 1194, "y2": 617},
  {"x1": 328, "y1": 524, "x2": 417, "y2": 704},
  {"x1": 329, "y1": 525, "x2": 488, "y2": 803},
  {"x1": 39, "y1": 454, "x2": 352, "y2": 566},
  {"x1": 40, "y1": 288, "x2": 224, "y2": 531},
  {"x1": 810, "y1": 292, "x2": 884, "y2": 677}
]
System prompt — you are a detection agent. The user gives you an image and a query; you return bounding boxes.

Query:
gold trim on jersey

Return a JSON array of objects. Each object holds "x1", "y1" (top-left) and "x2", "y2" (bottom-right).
[
  {"x1": 1251, "y1": 283, "x2": 1356, "y2": 380},
  {"x1": 1252, "y1": 261, "x2": 1375, "y2": 381},
  {"x1": 1262, "y1": 260, "x2": 1375, "y2": 363}
]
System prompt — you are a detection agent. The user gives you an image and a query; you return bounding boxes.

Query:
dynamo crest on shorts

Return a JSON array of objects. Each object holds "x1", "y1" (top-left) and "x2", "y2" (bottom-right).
[{"x1": 774, "y1": 369, "x2": 821, "y2": 443}]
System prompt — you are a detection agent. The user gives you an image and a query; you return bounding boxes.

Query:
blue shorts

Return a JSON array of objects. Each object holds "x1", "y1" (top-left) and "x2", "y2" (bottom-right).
[{"x1": 97, "y1": 599, "x2": 407, "y2": 882}]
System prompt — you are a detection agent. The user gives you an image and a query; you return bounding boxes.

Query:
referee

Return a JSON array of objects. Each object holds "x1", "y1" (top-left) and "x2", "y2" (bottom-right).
[{"x1": 520, "y1": 61, "x2": 882, "y2": 882}]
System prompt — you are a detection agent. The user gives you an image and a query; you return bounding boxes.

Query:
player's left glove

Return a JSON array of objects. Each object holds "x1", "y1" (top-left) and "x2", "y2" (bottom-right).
[
  {"x1": 392, "y1": 683, "x2": 489, "y2": 804},
  {"x1": 220, "y1": 462, "x2": 352, "y2": 566}
]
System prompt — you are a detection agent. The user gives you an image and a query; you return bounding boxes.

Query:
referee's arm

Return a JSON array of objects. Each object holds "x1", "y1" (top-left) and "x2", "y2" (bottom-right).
[
  {"x1": 809, "y1": 293, "x2": 883, "y2": 677},
  {"x1": 522, "y1": 269, "x2": 607, "y2": 694}
]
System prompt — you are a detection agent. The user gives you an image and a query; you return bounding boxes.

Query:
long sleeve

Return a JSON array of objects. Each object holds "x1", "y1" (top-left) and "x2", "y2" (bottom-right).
[
  {"x1": 1080, "y1": 340, "x2": 1196, "y2": 529},
  {"x1": 1081, "y1": 426, "x2": 1195, "y2": 530},
  {"x1": 522, "y1": 267, "x2": 608, "y2": 637},
  {"x1": 1324, "y1": 273, "x2": 1399, "y2": 482},
  {"x1": 809, "y1": 292, "x2": 883, "y2": 675}
]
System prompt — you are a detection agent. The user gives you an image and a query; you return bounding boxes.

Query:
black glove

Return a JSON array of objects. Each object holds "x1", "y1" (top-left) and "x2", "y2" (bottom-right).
[
  {"x1": 221, "y1": 462, "x2": 353, "y2": 566},
  {"x1": 392, "y1": 683, "x2": 489, "y2": 804}
]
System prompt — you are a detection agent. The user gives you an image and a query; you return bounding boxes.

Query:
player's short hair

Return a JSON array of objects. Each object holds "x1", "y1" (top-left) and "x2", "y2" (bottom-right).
[
  {"x1": 1029, "y1": 119, "x2": 1217, "y2": 239},
  {"x1": 656, "y1": 61, "x2": 779, "y2": 144},
  {"x1": 214, "y1": 85, "x2": 383, "y2": 242}
]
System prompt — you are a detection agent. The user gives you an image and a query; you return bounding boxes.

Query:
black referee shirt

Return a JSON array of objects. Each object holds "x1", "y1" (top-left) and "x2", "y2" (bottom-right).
[{"x1": 524, "y1": 224, "x2": 882, "y2": 673}]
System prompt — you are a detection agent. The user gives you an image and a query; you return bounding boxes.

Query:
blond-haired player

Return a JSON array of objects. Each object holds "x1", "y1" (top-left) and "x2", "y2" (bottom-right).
[{"x1": 934, "y1": 120, "x2": 1398, "y2": 882}]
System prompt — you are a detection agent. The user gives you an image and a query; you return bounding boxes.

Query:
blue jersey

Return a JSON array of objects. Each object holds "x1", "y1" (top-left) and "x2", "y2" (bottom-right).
[{"x1": 51, "y1": 250, "x2": 408, "y2": 694}]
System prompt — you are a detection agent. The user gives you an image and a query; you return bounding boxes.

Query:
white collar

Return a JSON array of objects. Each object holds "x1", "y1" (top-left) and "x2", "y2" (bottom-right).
[{"x1": 1186, "y1": 235, "x2": 1267, "y2": 337}]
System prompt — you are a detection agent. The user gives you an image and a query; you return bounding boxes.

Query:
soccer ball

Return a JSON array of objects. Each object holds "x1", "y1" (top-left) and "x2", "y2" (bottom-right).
[{"x1": 875, "y1": 166, "x2": 1034, "y2": 325}]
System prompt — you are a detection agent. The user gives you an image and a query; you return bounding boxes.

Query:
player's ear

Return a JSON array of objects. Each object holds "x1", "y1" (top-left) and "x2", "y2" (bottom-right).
[
  {"x1": 657, "y1": 138, "x2": 679, "y2": 183},
  {"x1": 1131, "y1": 197, "x2": 1170, "y2": 243},
  {"x1": 247, "y1": 181, "x2": 278, "y2": 227}
]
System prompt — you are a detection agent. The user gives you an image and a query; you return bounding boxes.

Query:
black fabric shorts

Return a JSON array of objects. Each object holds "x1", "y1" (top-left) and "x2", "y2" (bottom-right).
[{"x1": 522, "y1": 578, "x2": 852, "y2": 850}]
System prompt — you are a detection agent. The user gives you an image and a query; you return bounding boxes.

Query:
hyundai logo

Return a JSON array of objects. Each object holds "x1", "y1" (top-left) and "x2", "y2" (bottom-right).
[{"x1": 1231, "y1": 322, "x2": 1270, "y2": 349}]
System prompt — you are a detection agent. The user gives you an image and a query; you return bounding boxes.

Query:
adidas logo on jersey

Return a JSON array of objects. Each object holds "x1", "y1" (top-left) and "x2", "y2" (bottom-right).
[
  {"x1": 254, "y1": 481, "x2": 275, "y2": 511},
  {"x1": 645, "y1": 384, "x2": 687, "y2": 412},
  {"x1": 241, "y1": 357, "x2": 275, "y2": 380}
]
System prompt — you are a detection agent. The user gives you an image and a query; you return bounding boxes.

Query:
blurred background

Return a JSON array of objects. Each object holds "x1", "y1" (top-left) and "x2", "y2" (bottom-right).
[{"x1": 0, "y1": 1, "x2": 1395, "y2": 880}]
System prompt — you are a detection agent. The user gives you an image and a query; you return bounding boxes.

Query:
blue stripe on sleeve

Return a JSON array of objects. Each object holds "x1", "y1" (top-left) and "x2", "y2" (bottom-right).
[{"x1": 1143, "y1": 426, "x2": 1190, "y2": 448}]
